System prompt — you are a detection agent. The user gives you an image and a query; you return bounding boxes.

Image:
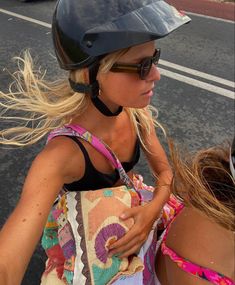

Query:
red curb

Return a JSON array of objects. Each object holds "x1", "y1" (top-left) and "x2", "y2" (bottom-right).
[{"x1": 166, "y1": 0, "x2": 235, "y2": 21}]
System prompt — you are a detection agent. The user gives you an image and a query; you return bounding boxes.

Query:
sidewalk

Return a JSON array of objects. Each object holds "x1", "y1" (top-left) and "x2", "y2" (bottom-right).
[{"x1": 167, "y1": 0, "x2": 235, "y2": 21}]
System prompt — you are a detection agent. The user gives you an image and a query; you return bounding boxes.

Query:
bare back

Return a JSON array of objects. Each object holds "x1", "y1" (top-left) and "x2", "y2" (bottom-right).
[{"x1": 156, "y1": 207, "x2": 235, "y2": 285}]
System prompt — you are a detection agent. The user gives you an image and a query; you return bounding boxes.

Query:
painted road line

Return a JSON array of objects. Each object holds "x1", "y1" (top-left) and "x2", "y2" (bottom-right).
[
  {"x1": 0, "y1": 8, "x2": 51, "y2": 28},
  {"x1": 0, "y1": 8, "x2": 234, "y2": 99},
  {"x1": 159, "y1": 60, "x2": 235, "y2": 88},
  {"x1": 159, "y1": 68, "x2": 234, "y2": 99},
  {"x1": 186, "y1": 12, "x2": 234, "y2": 24}
]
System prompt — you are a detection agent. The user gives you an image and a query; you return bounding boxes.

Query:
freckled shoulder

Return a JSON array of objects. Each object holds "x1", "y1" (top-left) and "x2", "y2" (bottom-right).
[{"x1": 37, "y1": 136, "x2": 86, "y2": 184}]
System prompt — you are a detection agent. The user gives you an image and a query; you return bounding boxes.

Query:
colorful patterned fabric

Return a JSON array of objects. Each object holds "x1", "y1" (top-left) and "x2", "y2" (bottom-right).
[
  {"x1": 41, "y1": 124, "x2": 159, "y2": 285},
  {"x1": 161, "y1": 199, "x2": 235, "y2": 285}
]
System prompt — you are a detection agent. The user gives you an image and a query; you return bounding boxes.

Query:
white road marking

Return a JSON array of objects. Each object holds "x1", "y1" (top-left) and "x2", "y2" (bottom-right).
[
  {"x1": 159, "y1": 68, "x2": 234, "y2": 99},
  {"x1": 0, "y1": 8, "x2": 234, "y2": 99},
  {"x1": 186, "y1": 11, "x2": 234, "y2": 24},
  {"x1": 159, "y1": 60, "x2": 235, "y2": 88},
  {"x1": 0, "y1": 8, "x2": 51, "y2": 28}
]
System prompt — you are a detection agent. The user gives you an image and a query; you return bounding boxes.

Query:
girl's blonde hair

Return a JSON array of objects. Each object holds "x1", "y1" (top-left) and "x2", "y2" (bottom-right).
[
  {"x1": 170, "y1": 141, "x2": 235, "y2": 231},
  {"x1": 0, "y1": 49, "x2": 162, "y2": 147}
]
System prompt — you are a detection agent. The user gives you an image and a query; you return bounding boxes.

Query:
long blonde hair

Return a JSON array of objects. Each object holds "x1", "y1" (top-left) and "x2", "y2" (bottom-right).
[
  {"x1": 170, "y1": 141, "x2": 235, "y2": 231},
  {"x1": 0, "y1": 49, "x2": 162, "y2": 147}
]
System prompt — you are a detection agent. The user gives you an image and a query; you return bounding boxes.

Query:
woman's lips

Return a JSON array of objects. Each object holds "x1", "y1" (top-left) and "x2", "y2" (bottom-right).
[{"x1": 142, "y1": 89, "x2": 154, "y2": 97}]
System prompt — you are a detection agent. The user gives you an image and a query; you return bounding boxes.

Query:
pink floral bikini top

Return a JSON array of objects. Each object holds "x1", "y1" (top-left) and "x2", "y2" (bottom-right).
[{"x1": 160, "y1": 197, "x2": 235, "y2": 285}]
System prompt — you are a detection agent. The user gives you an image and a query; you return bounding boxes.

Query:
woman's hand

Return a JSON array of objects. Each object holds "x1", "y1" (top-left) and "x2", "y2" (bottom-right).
[{"x1": 108, "y1": 202, "x2": 160, "y2": 258}]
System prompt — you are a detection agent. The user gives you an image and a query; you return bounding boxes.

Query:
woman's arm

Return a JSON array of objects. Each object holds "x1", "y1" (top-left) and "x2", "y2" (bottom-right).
[
  {"x1": 0, "y1": 137, "x2": 83, "y2": 285},
  {"x1": 108, "y1": 120, "x2": 172, "y2": 257},
  {"x1": 142, "y1": 124, "x2": 172, "y2": 209},
  {"x1": 0, "y1": 152, "x2": 64, "y2": 285}
]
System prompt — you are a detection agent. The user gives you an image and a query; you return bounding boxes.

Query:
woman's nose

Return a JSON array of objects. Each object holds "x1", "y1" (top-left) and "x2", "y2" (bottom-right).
[{"x1": 146, "y1": 64, "x2": 161, "y2": 82}]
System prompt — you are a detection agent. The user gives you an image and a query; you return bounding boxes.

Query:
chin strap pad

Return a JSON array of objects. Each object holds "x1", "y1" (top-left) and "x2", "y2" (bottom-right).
[
  {"x1": 69, "y1": 61, "x2": 123, "y2": 116},
  {"x1": 69, "y1": 78, "x2": 99, "y2": 96}
]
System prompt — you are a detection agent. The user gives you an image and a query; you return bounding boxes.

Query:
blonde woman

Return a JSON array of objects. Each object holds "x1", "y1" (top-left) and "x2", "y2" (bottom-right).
[
  {"x1": 155, "y1": 139, "x2": 235, "y2": 285},
  {"x1": 0, "y1": 0, "x2": 190, "y2": 284}
]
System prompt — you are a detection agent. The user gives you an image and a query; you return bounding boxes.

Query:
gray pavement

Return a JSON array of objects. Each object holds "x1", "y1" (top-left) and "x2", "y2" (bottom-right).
[{"x1": 0, "y1": 0, "x2": 234, "y2": 284}]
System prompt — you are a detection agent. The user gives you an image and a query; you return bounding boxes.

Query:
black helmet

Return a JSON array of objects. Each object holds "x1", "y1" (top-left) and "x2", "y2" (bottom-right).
[{"x1": 52, "y1": 0, "x2": 191, "y2": 70}]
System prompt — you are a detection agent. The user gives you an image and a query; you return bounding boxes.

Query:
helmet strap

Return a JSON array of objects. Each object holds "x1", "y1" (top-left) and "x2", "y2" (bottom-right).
[
  {"x1": 88, "y1": 62, "x2": 123, "y2": 116},
  {"x1": 91, "y1": 96, "x2": 123, "y2": 116},
  {"x1": 69, "y1": 62, "x2": 123, "y2": 117},
  {"x1": 69, "y1": 78, "x2": 99, "y2": 94}
]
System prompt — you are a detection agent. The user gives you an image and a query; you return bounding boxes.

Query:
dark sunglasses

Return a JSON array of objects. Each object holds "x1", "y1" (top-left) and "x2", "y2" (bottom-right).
[{"x1": 110, "y1": 48, "x2": 161, "y2": 80}]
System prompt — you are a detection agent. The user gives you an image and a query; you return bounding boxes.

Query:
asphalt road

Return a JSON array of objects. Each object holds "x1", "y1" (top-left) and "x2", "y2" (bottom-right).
[{"x1": 0, "y1": 0, "x2": 234, "y2": 284}]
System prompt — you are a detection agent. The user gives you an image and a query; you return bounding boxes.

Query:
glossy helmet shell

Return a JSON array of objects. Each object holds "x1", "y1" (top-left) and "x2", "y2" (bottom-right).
[{"x1": 52, "y1": 0, "x2": 191, "y2": 70}]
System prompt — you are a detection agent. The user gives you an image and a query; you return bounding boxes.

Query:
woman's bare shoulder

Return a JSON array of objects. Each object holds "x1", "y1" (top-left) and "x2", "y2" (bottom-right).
[
  {"x1": 165, "y1": 207, "x2": 234, "y2": 279},
  {"x1": 37, "y1": 135, "x2": 85, "y2": 184}
]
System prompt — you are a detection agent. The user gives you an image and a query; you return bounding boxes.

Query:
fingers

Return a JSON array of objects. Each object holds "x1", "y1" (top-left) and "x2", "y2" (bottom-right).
[
  {"x1": 119, "y1": 206, "x2": 140, "y2": 220},
  {"x1": 119, "y1": 244, "x2": 141, "y2": 258},
  {"x1": 108, "y1": 227, "x2": 147, "y2": 258},
  {"x1": 108, "y1": 235, "x2": 137, "y2": 257},
  {"x1": 108, "y1": 205, "x2": 153, "y2": 258}
]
